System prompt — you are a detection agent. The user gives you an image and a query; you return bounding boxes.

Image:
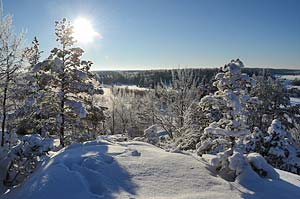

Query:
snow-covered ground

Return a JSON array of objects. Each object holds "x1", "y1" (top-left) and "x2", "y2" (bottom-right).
[{"x1": 1, "y1": 137, "x2": 300, "y2": 199}]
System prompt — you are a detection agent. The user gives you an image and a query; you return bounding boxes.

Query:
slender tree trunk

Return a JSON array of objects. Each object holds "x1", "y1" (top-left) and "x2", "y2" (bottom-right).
[
  {"x1": 112, "y1": 102, "x2": 115, "y2": 134},
  {"x1": 60, "y1": 46, "x2": 66, "y2": 147},
  {"x1": 35, "y1": 72, "x2": 42, "y2": 135},
  {"x1": 1, "y1": 83, "x2": 8, "y2": 147},
  {"x1": 60, "y1": 97, "x2": 65, "y2": 147},
  {"x1": 1, "y1": 72, "x2": 9, "y2": 147}
]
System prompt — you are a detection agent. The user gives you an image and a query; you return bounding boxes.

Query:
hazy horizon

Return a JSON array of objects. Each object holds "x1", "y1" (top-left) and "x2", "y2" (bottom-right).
[{"x1": 92, "y1": 64, "x2": 300, "y2": 71}]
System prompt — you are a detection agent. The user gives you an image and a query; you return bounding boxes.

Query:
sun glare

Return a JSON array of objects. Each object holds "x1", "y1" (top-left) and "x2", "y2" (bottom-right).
[{"x1": 73, "y1": 17, "x2": 100, "y2": 44}]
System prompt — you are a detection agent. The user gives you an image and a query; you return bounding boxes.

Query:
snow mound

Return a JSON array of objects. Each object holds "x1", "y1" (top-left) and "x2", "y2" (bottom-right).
[
  {"x1": 2, "y1": 137, "x2": 300, "y2": 199},
  {"x1": 247, "y1": 153, "x2": 279, "y2": 180},
  {"x1": 144, "y1": 125, "x2": 169, "y2": 144}
]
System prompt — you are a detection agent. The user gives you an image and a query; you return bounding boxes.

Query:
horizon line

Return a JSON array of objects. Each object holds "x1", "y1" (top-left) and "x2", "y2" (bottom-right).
[{"x1": 92, "y1": 65, "x2": 300, "y2": 72}]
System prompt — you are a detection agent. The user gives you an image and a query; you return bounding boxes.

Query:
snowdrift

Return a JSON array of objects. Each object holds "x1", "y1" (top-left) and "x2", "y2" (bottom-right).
[{"x1": 2, "y1": 137, "x2": 300, "y2": 199}]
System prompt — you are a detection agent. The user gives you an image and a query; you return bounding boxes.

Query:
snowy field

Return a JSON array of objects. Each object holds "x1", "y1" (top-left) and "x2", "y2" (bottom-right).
[{"x1": 2, "y1": 136, "x2": 300, "y2": 199}]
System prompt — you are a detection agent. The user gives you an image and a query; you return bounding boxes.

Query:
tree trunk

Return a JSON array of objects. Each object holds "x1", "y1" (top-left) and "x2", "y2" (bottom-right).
[
  {"x1": 60, "y1": 97, "x2": 65, "y2": 147},
  {"x1": 112, "y1": 103, "x2": 115, "y2": 134},
  {"x1": 1, "y1": 75, "x2": 9, "y2": 147}
]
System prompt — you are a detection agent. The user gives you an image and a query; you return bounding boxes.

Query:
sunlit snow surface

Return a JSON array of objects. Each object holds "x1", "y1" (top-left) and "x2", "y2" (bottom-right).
[{"x1": 2, "y1": 136, "x2": 300, "y2": 199}]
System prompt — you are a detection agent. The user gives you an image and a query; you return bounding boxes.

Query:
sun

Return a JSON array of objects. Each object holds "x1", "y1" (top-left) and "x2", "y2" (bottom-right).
[{"x1": 73, "y1": 17, "x2": 100, "y2": 44}]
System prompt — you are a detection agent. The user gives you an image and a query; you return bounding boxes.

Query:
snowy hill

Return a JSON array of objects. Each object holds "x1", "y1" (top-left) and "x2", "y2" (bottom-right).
[{"x1": 2, "y1": 137, "x2": 300, "y2": 199}]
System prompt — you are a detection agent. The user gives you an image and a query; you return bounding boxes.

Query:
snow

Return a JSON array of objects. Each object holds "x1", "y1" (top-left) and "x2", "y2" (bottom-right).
[
  {"x1": 21, "y1": 134, "x2": 54, "y2": 152},
  {"x1": 204, "y1": 125, "x2": 250, "y2": 137},
  {"x1": 267, "y1": 119, "x2": 287, "y2": 137},
  {"x1": 247, "y1": 153, "x2": 279, "y2": 180},
  {"x1": 2, "y1": 137, "x2": 300, "y2": 199},
  {"x1": 66, "y1": 99, "x2": 88, "y2": 118},
  {"x1": 279, "y1": 75, "x2": 300, "y2": 80},
  {"x1": 235, "y1": 166, "x2": 300, "y2": 199},
  {"x1": 228, "y1": 151, "x2": 249, "y2": 176},
  {"x1": 291, "y1": 97, "x2": 300, "y2": 105},
  {"x1": 143, "y1": 125, "x2": 169, "y2": 144}
]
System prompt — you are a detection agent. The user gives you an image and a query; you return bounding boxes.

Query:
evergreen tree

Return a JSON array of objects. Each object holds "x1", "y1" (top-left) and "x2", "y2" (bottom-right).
[
  {"x1": 10, "y1": 37, "x2": 54, "y2": 136},
  {"x1": 35, "y1": 18, "x2": 104, "y2": 146},
  {"x1": 246, "y1": 119, "x2": 300, "y2": 174},
  {"x1": 196, "y1": 59, "x2": 258, "y2": 180},
  {"x1": 249, "y1": 75, "x2": 291, "y2": 131}
]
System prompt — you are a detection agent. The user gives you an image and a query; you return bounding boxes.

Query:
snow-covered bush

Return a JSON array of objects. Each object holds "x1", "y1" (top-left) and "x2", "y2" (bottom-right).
[
  {"x1": 245, "y1": 119, "x2": 300, "y2": 175},
  {"x1": 3, "y1": 134, "x2": 53, "y2": 186},
  {"x1": 144, "y1": 125, "x2": 169, "y2": 145},
  {"x1": 174, "y1": 102, "x2": 210, "y2": 151},
  {"x1": 247, "y1": 152, "x2": 279, "y2": 179},
  {"x1": 208, "y1": 149, "x2": 245, "y2": 181},
  {"x1": 264, "y1": 119, "x2": 300, "y2": 174}
]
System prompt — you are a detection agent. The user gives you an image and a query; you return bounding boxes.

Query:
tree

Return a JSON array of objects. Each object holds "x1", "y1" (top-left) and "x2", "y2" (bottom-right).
[
  {"x1": 149, "y1": 69, "x2": 203, "y2": 138},
  {"x1": 174, "y1": 102, "x2": 209, "y2": 150},
  {"x1": 35, "y1": 18, "x2": 104, "y2": 146},
  {"x1": 246, "y1": 119, "x2": 300, "y2": 175},
  {"x1": 0, "y1": 14, "x2": 24, "y2": 146},
  {"x1": 81, "y1": 76, "x2": 106, "y2": 140},
  {"x1": 9, "y1": 37, "x2": 53, "y2": 136},
  {"x1": 249, "y1": 75, "x2": 291, "y2": 131},
  {"x1": 196, "y1": 59, "x2": 258, "y2": 180}
]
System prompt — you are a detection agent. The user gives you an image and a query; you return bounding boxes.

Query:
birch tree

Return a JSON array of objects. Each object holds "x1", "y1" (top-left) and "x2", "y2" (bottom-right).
[{"x1": 0, "y1": 14, "x2": 24, "y2": 146}]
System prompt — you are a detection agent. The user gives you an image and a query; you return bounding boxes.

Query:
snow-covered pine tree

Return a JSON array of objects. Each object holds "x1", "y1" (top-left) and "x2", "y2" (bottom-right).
[
  {"x1": 0, "y1": 14, "x2": 25, "y2": 146},
  {"x1": 260, "y1": 119, "x2": 300, "y2": 174},
  {"x1": 80, "y1": 75, "x2": 106, "y2": 140},
  {"x1": 35, "y1": 18, "x2": 104, "y2": 146},
  {"x1": 24, "y1": 37, "x2": 41, "y2": 67},
  {"x1": 249, "y1": 75, "x2": 292, "y2": 131},
  {"x1": 197, "y1": 59, "x2": 259, "y2": 180},
  {"x1": 10, "y1": 37, "x2": 54, "y2": 136},
  {"x1": 244, "y1": 127, "x2": 266, "y2": 155}
]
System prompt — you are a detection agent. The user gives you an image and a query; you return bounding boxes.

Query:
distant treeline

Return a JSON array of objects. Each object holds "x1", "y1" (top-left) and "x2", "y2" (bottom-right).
[{"x1": 95, "y1": 68, "x2": 300, "y2": 87}]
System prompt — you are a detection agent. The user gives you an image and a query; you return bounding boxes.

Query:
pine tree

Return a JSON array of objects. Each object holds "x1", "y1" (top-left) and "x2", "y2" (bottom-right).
[
  {"x1": 11, "y1": 37, "x2": 52, "y2": 136},
  {"x1": 255, "y1": 119, "x2": 300, "y2": 174},
  {"x1": 249, "y1": 75, "x2": 291, "y2": 131},
  {"x1": 197, "y1": 59, "x2": 258, "y2": 180},
  {"x1": 81, "y1": 75, "x2": 106, "y2": 140},
  {"x1": 36, "y1": 18, "x2": 104, "y2": 146}
]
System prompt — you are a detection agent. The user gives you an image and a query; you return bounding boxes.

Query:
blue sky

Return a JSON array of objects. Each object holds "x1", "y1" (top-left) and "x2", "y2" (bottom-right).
[{"x1": 3, "y1": 0, "x2": 300, "y2": 70}]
